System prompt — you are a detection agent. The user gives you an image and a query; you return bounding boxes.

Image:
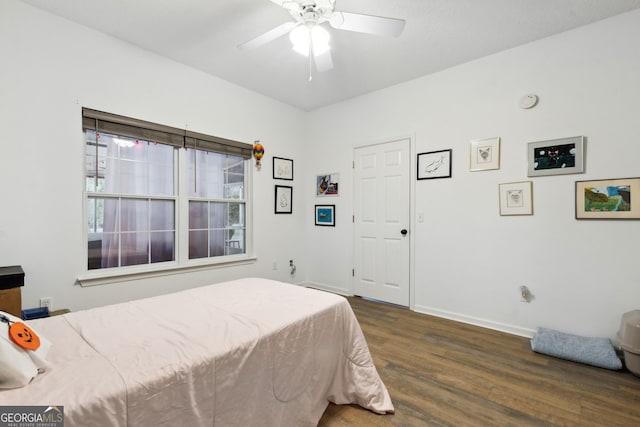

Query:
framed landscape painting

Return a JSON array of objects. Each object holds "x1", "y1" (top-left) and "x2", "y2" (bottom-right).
[{"x1": 575, "y1": 177, "x2": 640, "y2": 219}]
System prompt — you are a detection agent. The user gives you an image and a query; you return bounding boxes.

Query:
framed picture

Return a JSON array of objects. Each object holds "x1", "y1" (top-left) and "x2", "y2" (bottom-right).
[
  {"x1": 274, "y1": 185, "x2": 292, "y2": 214},
  {"x1": 528, "y1": 136, "x2": 584, "y2": 177},
  {"x1": 273, "y1": 157, "x2": 293, "y2": 180},
  {"x1": 499, "y1": 181, "x2": 533, "y2": 216},
  {"x1": 316, "y1": 173, "x2": 339, "y2": 196},
  {"x1": 417, "y1": 149, "x2": 452, "y2": 180},
  {"x1": 575, "y1": 177, "x2": 640, "y2": 219},
  {"x1": 470, "y1": 137, "x2": 500, "y2": 171},
  {"x1": 315, "y1": 205, "x2": 335, "y2": 226}
]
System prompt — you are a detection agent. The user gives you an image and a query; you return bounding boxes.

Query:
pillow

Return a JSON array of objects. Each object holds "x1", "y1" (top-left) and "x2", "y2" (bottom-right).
[
  {"x1": 0, "y1": 311, "x2": 51, "y2": 389},
  {"x1": 531, "y1": 326, "x2": 622, "y2": 370}
]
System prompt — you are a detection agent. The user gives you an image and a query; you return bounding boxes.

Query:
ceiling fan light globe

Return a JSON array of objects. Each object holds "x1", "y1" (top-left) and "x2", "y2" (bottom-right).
[
  {"x1": 290, "y1": 24, "x2": 331, "y2": 57},
  {"x1": 290, "y1": 25, "x2": 310, "y2": 55},
  {"x1": 311, "y1": 25, "x2": 330, "y2": 54},
  {"x1": 292, "y1": 42, "x2": 310, "y2": 56}
]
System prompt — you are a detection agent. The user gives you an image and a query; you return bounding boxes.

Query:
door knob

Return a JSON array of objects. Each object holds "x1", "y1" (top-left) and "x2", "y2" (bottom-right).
[{"x1": 400, "y1": 229, "x2": 408, "y2": 236}]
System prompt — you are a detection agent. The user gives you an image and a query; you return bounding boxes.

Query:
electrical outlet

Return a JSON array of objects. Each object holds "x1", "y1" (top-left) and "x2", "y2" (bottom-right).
[
  {"x1": 40, "y1": 297, "x2": 52, "y2": 310},
  {"x1": 272, "y1": 262, "x2": 278, "y2": 270}
]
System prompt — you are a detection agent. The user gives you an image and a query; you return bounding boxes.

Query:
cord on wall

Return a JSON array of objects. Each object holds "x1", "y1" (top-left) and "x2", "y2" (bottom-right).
[{"x1": 289, "y1": 259, "x2": 297, "y2": 277}]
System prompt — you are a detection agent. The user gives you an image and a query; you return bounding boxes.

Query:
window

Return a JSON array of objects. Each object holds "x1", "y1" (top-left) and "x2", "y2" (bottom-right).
[
  {"x1": 85, "y1": 131, "x2": 176, "y2": 269},
  {"x1": 187, "y1": 150, "x2": 246, "y2": 259},
  {"x1": 83, "y1": 108, "x2": 252, "y2": 273}
]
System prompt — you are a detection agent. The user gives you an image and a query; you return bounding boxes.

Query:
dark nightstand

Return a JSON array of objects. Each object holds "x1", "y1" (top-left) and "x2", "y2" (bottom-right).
[{"x1": 0, "y1": 266, "x2": 25, "y2": 317}]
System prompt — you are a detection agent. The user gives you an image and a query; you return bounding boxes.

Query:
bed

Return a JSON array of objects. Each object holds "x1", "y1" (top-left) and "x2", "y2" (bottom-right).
[{"x1": 1, "y1": 278, "x2": 393, "y2": 426}]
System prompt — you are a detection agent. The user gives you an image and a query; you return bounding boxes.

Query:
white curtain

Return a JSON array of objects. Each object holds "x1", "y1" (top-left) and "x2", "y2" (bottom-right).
[
  {"x1": 101, "y1": 137, "x2": 174, "y2": 267},
  {"x1": 188, "y1": 150, "x2": 227, "y2": 257}
]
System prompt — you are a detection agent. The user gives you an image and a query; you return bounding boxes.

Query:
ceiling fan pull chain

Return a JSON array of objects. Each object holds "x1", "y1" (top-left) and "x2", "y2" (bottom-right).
[{"x1": 308, "y1": 43, "x2": 313, "y2": 82}]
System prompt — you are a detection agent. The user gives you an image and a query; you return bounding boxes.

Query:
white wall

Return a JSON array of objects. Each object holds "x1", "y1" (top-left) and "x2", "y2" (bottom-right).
[
  {"x1": 0, "y1": 0, "x2": 307, "y2": 311},
  {"x1": 305, "y1": 9, "x2": 640, "y2": 338},
  {"x1": 3, "y1": 0, "x2": 640, "y2": 340}
]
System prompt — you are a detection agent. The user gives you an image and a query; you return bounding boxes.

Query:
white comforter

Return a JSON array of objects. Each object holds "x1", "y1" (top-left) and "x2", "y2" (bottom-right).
[{"x1": 1, "y1": 278, "x2": 393, "y2": 426}]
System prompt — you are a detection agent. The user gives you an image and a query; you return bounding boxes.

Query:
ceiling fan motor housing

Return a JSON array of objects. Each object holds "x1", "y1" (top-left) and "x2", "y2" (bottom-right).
[{"x1": 285, "y1": 0, "x2": 336, "y2": 23}]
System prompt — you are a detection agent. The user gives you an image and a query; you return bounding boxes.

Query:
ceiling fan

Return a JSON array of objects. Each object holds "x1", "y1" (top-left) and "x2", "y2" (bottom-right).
[{"x1": 238, "y1": 0, "x2": 405, "y2": 75}]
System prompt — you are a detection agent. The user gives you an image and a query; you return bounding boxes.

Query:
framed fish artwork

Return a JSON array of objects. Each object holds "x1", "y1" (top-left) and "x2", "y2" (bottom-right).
[{"x1": 417, "y1": 149, "x2": 452, "y2": 180}]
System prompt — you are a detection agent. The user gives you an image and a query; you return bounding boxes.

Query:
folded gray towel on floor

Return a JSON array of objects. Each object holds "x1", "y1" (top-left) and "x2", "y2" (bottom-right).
[{"x1": 531, "y1": 327, "x2": 622, "y2": 370}]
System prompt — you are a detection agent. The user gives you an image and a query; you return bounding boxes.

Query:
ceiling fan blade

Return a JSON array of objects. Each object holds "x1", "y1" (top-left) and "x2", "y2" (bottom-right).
[
  {"x1": 238, "y1": 21, "x2": 297, "y2": 51},
  {"x1": 314, "y1": 49, "x2": 334, "y2": 72},
  {"x1": 271, "y1": 0, "x2": 332, "y2": 11},
  {"x1": 329, "y1": 11, "x2": 405, "y2": 37},
  {"x1": 270, "y1": 0, "x2": 304, "y2": 17}
]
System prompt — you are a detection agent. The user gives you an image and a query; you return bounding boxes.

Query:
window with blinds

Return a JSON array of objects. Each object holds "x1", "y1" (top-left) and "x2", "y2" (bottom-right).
[{"x1": 83, "y1": 108, "x2": 252, "y2": 272}]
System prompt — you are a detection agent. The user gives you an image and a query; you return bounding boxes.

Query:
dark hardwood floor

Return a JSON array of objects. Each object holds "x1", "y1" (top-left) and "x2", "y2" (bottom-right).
[{"x1": 318, "y1": 297, "x2": 640, "y2": 426}]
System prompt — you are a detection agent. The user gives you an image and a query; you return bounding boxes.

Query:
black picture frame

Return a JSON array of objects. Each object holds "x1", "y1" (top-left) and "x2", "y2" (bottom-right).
[
  {"x1": 315, "y1": 205, "x2": 335, "y2": 226},
  {"x1": 274, "y1": 185, "x2": 293, "y2": 214},
  {"x1": 273, "y1": 157, "x2": 294, "y2": 180},
  {"x1": 417, "y1": 149, "x2": 452, "y2": 180}
]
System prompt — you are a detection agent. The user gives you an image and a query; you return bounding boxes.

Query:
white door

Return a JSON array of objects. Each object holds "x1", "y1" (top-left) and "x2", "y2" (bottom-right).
[{"x1": 353, "y1": 138, "x2": 410, "y2": 306}]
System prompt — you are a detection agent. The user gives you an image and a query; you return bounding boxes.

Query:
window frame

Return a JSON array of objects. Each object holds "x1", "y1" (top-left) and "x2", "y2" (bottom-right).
[
  {"x1": 78, "y1": 108, "x2": 255, "y2": 287},
  {"x1": 186, "y1": 149, "x2": 248, "y2": 260}
]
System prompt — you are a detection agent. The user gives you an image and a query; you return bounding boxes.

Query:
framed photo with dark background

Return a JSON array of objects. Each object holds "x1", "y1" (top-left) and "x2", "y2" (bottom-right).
[{"x1": 528, "y1": 136, "x2": 584, "y2": 177}]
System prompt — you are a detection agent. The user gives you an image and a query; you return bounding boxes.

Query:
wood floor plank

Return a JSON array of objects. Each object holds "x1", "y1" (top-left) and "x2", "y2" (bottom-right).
[{"x1": 318, "y1": 296, "x2": 640, "y2": 426}]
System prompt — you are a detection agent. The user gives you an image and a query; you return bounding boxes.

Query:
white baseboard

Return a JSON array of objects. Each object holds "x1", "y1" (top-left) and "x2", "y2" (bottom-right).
[
  {"x1": 303, "y1": 281, "x2": 353, "y2": 297},
  {"x1": 289, "y1": 280, "x2": 308, "y2": 287},
  {"x1": 413, "y1": 304, "x2": 536, "y2": 338},
  {"x1": 300, "y1": 281, "x2": 536, "y2": 339}
]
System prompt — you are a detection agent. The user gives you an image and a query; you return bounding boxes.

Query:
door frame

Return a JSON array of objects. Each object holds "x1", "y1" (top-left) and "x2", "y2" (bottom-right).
[{"x1": 351, "y1": 134, "x2": 416, "y2": 310}]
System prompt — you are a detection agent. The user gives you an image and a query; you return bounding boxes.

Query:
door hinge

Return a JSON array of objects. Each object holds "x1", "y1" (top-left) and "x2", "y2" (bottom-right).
[
  {"x1": 352, "y1": 161, "x2": 355, "y2": 169},
  {"x1": 352, "y1": 215, "x2": 355, "y2": 223},
  {"x1": 352, "y1": 269, "x2": 355, "y2": 277}
]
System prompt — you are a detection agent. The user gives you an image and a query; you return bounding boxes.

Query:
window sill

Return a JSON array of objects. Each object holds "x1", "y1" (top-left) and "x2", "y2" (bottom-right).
[{"x1": 76, "y1": 256, "x2": 257, "y2": 287}]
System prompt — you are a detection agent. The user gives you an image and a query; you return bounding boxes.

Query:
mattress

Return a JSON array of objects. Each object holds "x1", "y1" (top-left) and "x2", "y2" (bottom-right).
[{"x1": 0, "y1": 278, "x2": 393, "y2": 426}]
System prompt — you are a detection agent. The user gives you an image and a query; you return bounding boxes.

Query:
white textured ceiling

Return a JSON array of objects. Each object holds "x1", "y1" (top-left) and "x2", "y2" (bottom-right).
[{"x1": 19, "y1": 0, "x2": 640, "y2": 111}]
